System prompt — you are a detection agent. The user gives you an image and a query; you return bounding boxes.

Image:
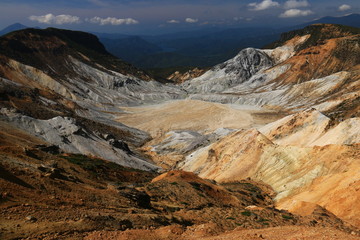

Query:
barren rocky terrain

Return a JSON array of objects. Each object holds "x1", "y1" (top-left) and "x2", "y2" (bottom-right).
[
  {"x1": 86, "y1": 226, "x2": 360, "y2": 240},
  {"x1": 1, "y1": 24, "x2": 360, "y2": 239}
]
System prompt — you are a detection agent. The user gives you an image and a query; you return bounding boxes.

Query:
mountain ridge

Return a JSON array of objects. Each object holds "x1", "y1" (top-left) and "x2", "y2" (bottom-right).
[
  {"x1": 266, "y1": 23, "x2": 360, "y2": 50},
  {"x1": 0, "y1": 23, "x2": 28, "y2": 36},
  {"x1": 0, "y1": 27, "x2": 152, "y2": 81},
  {"x1": 296, "y1": 13, "x2": 360, "y2": 29}
]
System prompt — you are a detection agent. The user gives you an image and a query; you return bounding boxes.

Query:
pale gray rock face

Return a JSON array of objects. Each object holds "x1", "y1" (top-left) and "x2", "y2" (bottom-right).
[
  {"x1": 0, "y1": 109, "x2": 159, "y2": 171},
  {"x1": 218, "y1": 48, "x2": 273, "y2": 81},
  {"x1": 68, "y1": 57, "x2": 185, "y2": 106},
  {"x1": 184, "y1": 67, "x2": 351, "y2": 112},
  {"x1": 150, "y1": 128, "x2": 235, "y2": 159},
  {"x1": 182, "y1": 48, "x2": 273, "y2": 93}
]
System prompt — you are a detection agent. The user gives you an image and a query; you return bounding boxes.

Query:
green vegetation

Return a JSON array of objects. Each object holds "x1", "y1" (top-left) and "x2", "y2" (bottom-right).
[
  {"x1": 190, "y1": 182, "x2": 202, "y2": 191},
  {"x1": 197, "y1": 193, "x2": 206, "y2": 198},
  {"x1": 61, "y1": 154, "x2": 127, "y2": 172},
  {"x1": 282, "y1": 214, "x2": 294, "y2": 220},
  {"x1": 61, "y1": 153, "x2": 157, "y2": 183},
  {"x1": 238, "y1": 182, "x2": 261, "y2": 193},
  {"x1": 257, "y1": 218, "x2": 270, "y2": 225},
  {"x1": 241, "y1": 211, "x2": 252, "y2": 216}
]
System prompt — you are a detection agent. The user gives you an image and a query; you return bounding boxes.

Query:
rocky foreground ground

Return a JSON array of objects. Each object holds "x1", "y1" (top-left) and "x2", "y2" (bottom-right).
[{"x1": 0, "y1": 122, "x2": 359, "y2": 239}]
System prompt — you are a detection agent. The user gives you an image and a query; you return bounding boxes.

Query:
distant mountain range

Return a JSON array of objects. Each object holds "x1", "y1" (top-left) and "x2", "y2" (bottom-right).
[
  {"x1": 296, "y1": 13, "x2": 360, "y2": 29},
  {"x1": 98, "y1": 27, "x2": 280, "y2": 69},
  {"x1": 100, "y1": 36, "x2": 163, "y2": 65},
  {"x1": 0, "y1": 23, "x2": 28, "y2": 36},
  {"x1": 1, "y1": 14, "x2": 360, "y2": 70},
  {"x1": 97, "y1": 13, "x2": 360, "y2": 69}
]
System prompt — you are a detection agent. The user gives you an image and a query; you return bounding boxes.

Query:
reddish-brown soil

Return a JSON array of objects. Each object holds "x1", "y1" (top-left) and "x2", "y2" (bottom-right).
[{"x1": 85, "y1": 225, "x2": 360, "y2": 240}]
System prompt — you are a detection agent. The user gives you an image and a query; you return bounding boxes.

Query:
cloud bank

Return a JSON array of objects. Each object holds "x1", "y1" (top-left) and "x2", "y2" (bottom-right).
[
  {"x1": 167, "y1": 19, "x2": 180, "y2": 24},
  {"x1": 338, "y1": 4, "x2": 352, "y2": 11},
  {"x1": 279, "y1": 9, "x2": 313, "y2": 18},
  {"x1": 29, "y1": 14, "x2": 80, "y2": 25},
  {"x1": 248, "y1": 0, "x2": 279, "y2": 11},
  {"x1": 87, "y1": 17, "x2": 139, "y2": 25},
  {"x1": 29, "y1": 13, "x2": 139, "y2": 26},
  {"x1": 185, "y1": 18, "x2": 198, "y2": 23}
]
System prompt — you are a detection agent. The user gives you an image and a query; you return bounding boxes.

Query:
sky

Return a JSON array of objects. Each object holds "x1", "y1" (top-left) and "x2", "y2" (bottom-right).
[{"x1": 0, "y1": 0, "x2": 359, "y2": 34}]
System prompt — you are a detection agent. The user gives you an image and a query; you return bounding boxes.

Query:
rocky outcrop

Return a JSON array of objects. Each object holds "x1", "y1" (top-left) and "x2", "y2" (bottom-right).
[
  {"x1": 144, "y1": 128, "x2": 234, "y2": 169},
  {"x1": 259, "y1": 108, "x2": 331, "y2": 147},
  {"x1": 310, "y1": 118, "x2": 360, "y2": 146},
  {"x1": 182, "y1": 48, "x2": 273, "y2": 93},
  {"x1": 0, "y1": 108, "x2": 159, "y2": 171},
  {"x1": 167, "y1": 67, "x2": 207, "y2": 84}
]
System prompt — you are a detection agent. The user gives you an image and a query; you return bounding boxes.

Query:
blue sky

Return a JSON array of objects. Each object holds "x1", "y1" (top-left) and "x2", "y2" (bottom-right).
[{"x1": 0, "y1": 0, "x2": 359, "y2": 34}]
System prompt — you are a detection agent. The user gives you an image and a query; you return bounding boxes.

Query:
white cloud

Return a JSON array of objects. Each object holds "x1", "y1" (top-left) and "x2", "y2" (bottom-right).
[
  {"x1": 185, "y1": 18, "x2": 199, "y2": 23},
  {"x1": 248, "y1": 0, "x2": 279, "y2": 11},
  {"x1": 29, "y1": 14, "x2": 80, "y2": 25},
  {"x1": 167, "y1": 19, "x2": 180, "y2": 24},
  {"x1": 88, "y1": 17, "x2": 139, "y2": 25},
  {"x1": 284, "y1": 0, "x2": 309, "y2": 9},
  {"x1": 279, "y1": 9, "x2": 314, "y2": 18},
  {"x1": 234, "y1": 17, "x2": 253, "y2": 22},
  {"x1": 338, "y1": 4, "x2": 351, "y2": 11}
]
